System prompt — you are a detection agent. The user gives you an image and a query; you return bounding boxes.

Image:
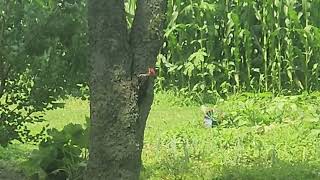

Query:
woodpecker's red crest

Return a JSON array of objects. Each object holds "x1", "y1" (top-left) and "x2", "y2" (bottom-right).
[{"x1": 148, "y1": 67, "x2": 156, "y2": 77}]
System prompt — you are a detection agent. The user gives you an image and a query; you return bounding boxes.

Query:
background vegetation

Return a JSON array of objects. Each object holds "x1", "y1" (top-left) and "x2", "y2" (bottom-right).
[
  {"x1": 0, "y1": 0, "x2": 87, "y2": 146},
  {"x1": 156, "y1": 0, "x2": 320, "y2": 102},
  {"x1": 0, "y1": 0, "x2": 320, "y2": 179}
]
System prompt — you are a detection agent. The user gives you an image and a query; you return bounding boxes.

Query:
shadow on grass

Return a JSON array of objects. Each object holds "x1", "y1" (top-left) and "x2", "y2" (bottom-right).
[
  {"x1": 216, "y1": 160, "x2": 320, "y2": 180},
  {"x1": 0, "y1": 144, "x2": 35, "y2": 180},
  {"x1": 0, "y1": 160, "x2": 26, "y2": 180},
  {"x1": 141, "y1": 158, "x2": 320, "y2": 180}
]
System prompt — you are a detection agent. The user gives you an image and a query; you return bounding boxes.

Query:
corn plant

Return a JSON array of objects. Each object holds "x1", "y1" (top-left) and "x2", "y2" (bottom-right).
[{"x1": 153, "y1": 0, "x2": 320, "y2": 101}]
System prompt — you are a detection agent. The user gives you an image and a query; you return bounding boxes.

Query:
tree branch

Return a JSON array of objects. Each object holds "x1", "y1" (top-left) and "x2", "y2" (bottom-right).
[
  {"x1": 129, "y1": 0, "x2": 167, "y2": 160},
  {"x1": 130, "y1": 0, "x2": 167, "y2": 75}
]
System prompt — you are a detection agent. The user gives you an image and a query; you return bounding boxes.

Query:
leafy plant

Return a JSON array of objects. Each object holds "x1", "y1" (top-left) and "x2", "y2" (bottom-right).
[
  {"x1": 0, "y1": 0, "x2": 88, "y2": 146},
  {"x1": 156, "y1": 0, "x2": 320, "y2": 100},
  {"x1": 23, "y1": 123, "x2": 89, "y2": 180}
]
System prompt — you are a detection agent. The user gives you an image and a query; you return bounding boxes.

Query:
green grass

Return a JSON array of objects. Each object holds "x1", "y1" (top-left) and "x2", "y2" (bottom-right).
[
  {"x1": 141, "y1": 92, "x2": 320, "y2": 179},
  {"x1": 1, "y1": 92, "x2": 320, "y2": 179}
]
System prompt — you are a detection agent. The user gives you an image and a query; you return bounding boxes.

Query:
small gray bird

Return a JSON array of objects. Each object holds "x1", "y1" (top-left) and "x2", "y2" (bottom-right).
[{"x1": 201, "y1": 105, "x2": 218, "y2": 128}]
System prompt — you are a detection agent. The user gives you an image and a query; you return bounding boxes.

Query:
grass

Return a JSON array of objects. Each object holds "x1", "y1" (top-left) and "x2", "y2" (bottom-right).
[
  {"x1": 1, "y1": 92, "x2": 320, "y2": 179},
  {"x1": 141, "y1": 93, "x2": 320, "y2": 179}
]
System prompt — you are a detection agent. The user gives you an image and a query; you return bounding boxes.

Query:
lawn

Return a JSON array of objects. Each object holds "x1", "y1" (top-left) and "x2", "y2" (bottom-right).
[{"x1": 1, "y1": 92, "x2": 320, "y2": 179}]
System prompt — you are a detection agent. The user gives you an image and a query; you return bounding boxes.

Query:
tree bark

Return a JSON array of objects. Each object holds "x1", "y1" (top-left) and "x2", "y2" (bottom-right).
[{"x1": 86, "y1": 0, "x2": 166, "y2": 179}]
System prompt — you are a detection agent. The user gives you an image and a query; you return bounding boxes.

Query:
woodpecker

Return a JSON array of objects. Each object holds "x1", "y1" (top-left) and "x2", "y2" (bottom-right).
[
  {"x1": 136, "y1": 67, "x2": 157, "y2": 103},
  {"x1": 138, "y1": 67, "x2": 156, "y2": 77}
]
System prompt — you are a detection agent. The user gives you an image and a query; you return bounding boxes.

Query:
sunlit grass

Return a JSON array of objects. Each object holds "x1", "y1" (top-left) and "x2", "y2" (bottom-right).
[{"x1": 1, "y1": 92, "x2": 320, "y2": 179}]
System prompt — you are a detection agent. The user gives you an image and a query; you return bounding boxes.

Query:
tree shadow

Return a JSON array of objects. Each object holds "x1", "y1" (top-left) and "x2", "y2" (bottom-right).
[
  {"x1": 215, "y1": 160, "x2": 320, "y2": 180},
  {"x1": 141, "y1": 157, "x2": 320, "y2": 180},
  {"x1": 0, "y1": 160, "x2": 26, "y2": 180}
]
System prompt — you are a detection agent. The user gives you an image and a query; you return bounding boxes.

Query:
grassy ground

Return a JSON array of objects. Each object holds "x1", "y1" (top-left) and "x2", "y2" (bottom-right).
[
  {"x1": 142, "y1": 92, "x2": 320, "y2": 179},
  {"x1": 1, "y1": 92, "x2": 320, "y2": 179}
]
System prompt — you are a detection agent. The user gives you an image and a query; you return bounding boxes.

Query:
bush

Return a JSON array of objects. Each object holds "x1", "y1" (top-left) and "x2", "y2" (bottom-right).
[{"x1": 23, "y1": 123, "x2": 89, "y2": 180}]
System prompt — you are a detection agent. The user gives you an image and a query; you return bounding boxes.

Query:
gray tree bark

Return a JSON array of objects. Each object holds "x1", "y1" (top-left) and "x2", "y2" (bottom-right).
[{"x1": 86, "y1": 0, "x2": 166, "y2": 179}]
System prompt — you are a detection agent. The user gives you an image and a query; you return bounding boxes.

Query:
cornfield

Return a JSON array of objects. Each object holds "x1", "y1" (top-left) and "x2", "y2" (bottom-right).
[{"x1": 127, "y1": 0, "x2": 320, "y2": 97}]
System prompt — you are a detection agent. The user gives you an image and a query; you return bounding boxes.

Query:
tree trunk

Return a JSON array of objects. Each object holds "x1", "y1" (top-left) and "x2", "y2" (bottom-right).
[{"x1": 86, "y1": 0, "x2": 166, "y2": 179}]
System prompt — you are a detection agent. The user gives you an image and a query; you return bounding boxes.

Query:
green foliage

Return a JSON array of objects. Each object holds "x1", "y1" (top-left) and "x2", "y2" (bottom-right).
[
  {"x1": 23, "y1": 123, "x2": 88, "y2": 180},
  {"x1": 125, "y1": 0, "x2": 136, "y2": 27},
  {"x1": 211, "y1": 92, "x2": 320, "y2": 127},
  {"x1": 156, "y1": 0, "x2": 320, "y2": 98},
  {"x1": 0, "y1": 0, "x2": 88, "y2": 146}
]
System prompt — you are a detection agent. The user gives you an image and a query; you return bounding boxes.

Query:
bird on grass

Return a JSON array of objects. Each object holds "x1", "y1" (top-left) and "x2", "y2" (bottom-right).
[{"x1": 201, "y1": 105, "x2": 218, "y2": 128}]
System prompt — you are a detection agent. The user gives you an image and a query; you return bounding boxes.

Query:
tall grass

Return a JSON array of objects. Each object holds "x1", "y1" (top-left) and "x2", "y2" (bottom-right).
[{"x1": 151, "y1": 0, "x2": 320, "y2": 97}]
